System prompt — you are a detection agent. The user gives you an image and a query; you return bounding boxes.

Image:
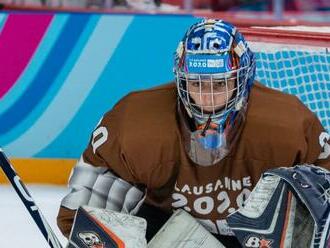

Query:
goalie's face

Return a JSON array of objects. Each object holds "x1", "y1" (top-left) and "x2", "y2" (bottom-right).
[{"x1": 188, "y1": 78, "x2": 235, "y2": 113}]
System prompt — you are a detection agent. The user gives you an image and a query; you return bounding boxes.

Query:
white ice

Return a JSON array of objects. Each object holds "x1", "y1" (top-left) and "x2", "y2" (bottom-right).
[{"x1": 0, "y1": 184, "x2": 69, "y2": 247}]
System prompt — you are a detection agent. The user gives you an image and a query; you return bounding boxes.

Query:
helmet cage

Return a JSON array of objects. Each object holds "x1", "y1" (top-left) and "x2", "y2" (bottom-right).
[
  {"x1": 175, "y1": 61, "x2": 253, "y2": 124},
  {"x1": 174, "y1": 19, "x2": 256, "y2": 125}
]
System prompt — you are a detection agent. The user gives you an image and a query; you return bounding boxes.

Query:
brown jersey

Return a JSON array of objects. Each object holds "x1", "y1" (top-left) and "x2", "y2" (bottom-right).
[{"x1": 58, "y1": 81, "x2": 330, "y2": 236}]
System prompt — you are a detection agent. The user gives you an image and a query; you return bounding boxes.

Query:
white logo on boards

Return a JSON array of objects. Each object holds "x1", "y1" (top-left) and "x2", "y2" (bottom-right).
[{"x1": 92, "y1": 126, "x2": 108, "y2": 154}]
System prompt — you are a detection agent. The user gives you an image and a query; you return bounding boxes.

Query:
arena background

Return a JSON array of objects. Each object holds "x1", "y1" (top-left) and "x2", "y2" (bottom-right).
[{"x1": 0, "y1": 8, "x2": 329, "y2": 184}]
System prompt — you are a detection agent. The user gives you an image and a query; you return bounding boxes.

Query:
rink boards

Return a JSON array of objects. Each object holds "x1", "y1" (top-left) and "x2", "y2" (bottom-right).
[{"x1": 0, "y1": 11, "x2": 328, "y2": 183}]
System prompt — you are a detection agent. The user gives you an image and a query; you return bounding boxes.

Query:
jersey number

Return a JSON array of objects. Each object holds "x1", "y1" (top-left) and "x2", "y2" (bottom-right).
[{"x1": 91, "y1": 126, "x2": 108, "y2": 153}]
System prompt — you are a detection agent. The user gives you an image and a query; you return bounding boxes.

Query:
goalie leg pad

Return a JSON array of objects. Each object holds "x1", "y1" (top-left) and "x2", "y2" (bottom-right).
[{"x1": 148, "y1": 209, "x2": 226, "y2": 248}]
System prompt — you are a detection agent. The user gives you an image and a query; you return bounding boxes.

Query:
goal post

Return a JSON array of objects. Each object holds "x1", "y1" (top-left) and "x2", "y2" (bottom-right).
[{"x1": 240, "y1": 26, "x2": 330, "y2": 132}]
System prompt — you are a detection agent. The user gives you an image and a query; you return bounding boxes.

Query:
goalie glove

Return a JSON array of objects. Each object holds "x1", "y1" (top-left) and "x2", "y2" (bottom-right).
[{"x1": 227, "y1": 164, "x2": 330, "y2": 248}]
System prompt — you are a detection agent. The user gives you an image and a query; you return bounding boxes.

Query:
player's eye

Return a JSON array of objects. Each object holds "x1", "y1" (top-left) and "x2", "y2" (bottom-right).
[
  {"x1": 191, "y1": 81, "x2": 201, "y2": 87},
  {"x1": 213, "y1": 81, "x2": 226, "y2": 88}
]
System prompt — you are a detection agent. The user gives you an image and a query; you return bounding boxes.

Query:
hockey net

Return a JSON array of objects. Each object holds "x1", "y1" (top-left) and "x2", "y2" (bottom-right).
[{"x1": 240, "y1": 26, "x2": 330, "y2": 132}]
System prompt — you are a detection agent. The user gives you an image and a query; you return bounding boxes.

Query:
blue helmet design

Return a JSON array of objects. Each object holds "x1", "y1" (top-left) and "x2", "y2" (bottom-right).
[
  {"x1": 174, "y1": 19, "x2": 256, "y2": 125},
  {"x1": 174, "y1": 19, "x2": 256, "y2": 165}
]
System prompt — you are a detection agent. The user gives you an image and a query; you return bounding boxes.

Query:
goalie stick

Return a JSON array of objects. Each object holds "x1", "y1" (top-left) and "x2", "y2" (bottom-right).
[{"x1": 0, "y1": 148, "x2": 63, "y2": 248}]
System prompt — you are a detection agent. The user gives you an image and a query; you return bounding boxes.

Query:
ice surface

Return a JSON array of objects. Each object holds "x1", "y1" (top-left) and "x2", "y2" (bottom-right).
[{"x1": 0, "y1": 184, "x2": 69, "y2": 247}]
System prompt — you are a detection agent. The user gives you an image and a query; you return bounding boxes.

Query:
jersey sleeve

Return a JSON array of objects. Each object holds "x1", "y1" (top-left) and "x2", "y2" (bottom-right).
[
  {"x1": 304, "y1": 113, "x2": 330, "y2": 170},
  {"x1": 82, "y1": 109, "x2": 139, "y2": 184},
  {"x1": 57, "y1": 106, "x2": 146, "y2": 237}
]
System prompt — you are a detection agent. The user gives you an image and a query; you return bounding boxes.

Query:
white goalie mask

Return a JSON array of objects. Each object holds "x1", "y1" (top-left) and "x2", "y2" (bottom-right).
[{"x1": 174, "y1": 19, "x2": 256, "y2": 166}]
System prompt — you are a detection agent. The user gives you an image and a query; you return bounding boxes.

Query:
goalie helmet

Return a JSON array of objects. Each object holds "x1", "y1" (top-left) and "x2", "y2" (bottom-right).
[
  {"x1": 174, "y1": 18, "x2": 256, "y2": 124},
  {"x1": 174, "y1": 19, "x2": 256, "y2": 165}
]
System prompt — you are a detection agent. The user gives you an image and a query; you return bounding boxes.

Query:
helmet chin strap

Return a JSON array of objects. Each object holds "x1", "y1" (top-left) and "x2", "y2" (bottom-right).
[{"x1": 200, "y1": 114, "x2": 212, "y2": 137}]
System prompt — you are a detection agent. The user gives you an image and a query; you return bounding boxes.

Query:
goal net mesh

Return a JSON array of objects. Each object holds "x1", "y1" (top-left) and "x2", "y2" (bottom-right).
[{"x1": 244, "y1": 27, "x2": 330, "y2": 132}]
